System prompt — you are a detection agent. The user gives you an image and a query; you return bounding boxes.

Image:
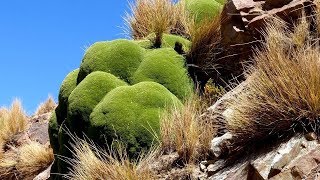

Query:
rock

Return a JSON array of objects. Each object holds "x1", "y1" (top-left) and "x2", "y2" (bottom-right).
[
  {"x1": 33, "y1": 163, "x2": 52, "y2": 180},
  {"x1": 269, "y1": 170, "x2": 294, "y2": 180},
  {"x1": 287, "y1": 149, "x2": 320, "y2": 179},
  {"x1": 28, "y1": 121, "x2": 49, "y2": 145},
  {"x1": 217, "y1": 0, "x2": 316, "y2": 84},
  {"x1": 305, "y1": 132, "x2": 317, "y2": 141},
  {"x1": 149, "y1": 152, "x2": 180, "y2": 174},
  {"x1": 211, "y1": 133, "x2": 233, "y2": 158},
  {"x1": 264, "y1": 0, "x2": 293, "y2": 9},
  {"x1": 200, "y1": 161, "x2": 208, "y2": 172},
  {"x1": 202, "y1": 81, "x2": 248, "y2": 132},
  {"x1": 208, "y1": 162, "x2": 250, "y2": 180},
  {"x1": 207, "y1": 161, "x2": 225, "y2": 177},
  {"x1": 268, "y1": 139, "x2": 302, "y2": 178},
  {"x1": 202, "y1": 135, "x2": 320, "y2": 179}
]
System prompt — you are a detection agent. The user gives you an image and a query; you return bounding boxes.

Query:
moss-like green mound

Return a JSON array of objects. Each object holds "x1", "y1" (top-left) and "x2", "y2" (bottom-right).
[
  {"x1": 133, "y1": 48, "x2": 193, "y2": 100},
  {"x1": 145, "y1": 33, "x2": 191, "y2": 52},
  {"x1": 48, "y1": 113, "x2": 59, "y2": 154},
  {"x1": 55, "y1": 69, "x2": 79, "y2": 124},
  {"x1": 89, "y1": 82, "x2": 182, "y2": 157},
  {"x1": 162, "y1": 34, "x2": 191, "y2": 52},
  {"x1": 185, "y1": 0, "x2": 223, "y2": 23},
  {"x1": 78, "y1": 39, "x2": 145, "y2": 83},
  {"x1": 67, "y1": 71, "x2": 127, "y2": 134},
  {"x1": 57, "y1": 121, "x2": 72, "y2": 176},
  {"x1": 133, "y1": 39, "x2": 153, "y2": 49},
  {"x1": 215, "y1": 0, "x2": 226, "y2": 5}
]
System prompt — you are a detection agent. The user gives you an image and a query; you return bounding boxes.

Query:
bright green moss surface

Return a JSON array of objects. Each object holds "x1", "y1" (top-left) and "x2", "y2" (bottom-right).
[
  {"x1": 67, "y1": 71, "x2": 127, "y2": 134},
  {"x1": 89, "y1": 82, "x2": 182, "y2": 157},
  {"x1": 132, "y1": 48, "x2": 193, "y2": 100},
  {"x1": 78, "y1": 39, "x2": 145, "y2": 83},
  {"x1": 48, "y1": 113, "x2": 59, "y2": 154},
  {"x1": 55, "y1": 69, "x2": 79, "y2": 125},
  {"x1": 185, "y1": 0, "x2": 223, "y2": 23},
  {"x1": 133, "y1": 39, "x2": 153, "y2": 49},
  {"x1": 215, "y1": 0, "x2": 226, "y2": 5},
  {"x1": 162, "y1": 34, "x2": 191, "y2": 52}
]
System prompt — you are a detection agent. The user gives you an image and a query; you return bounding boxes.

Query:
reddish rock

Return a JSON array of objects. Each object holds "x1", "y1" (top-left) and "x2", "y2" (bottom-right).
[
  {"x1": 288, "y1": 149, "x2": 320, "y2": 178},
  {"x1": 217, "y1": 0, "x2": 316, "y2": 84}
]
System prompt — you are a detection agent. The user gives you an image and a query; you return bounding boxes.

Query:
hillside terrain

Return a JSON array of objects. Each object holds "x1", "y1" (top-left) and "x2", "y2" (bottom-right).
[{"x1": 2, "y1": 0, "x2": 320, "y2": 179}]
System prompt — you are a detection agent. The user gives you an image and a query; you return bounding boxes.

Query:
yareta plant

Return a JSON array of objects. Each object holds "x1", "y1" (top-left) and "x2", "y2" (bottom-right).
[{"x1": 49, "y1": 36, "x2": 192, "y2": 179}]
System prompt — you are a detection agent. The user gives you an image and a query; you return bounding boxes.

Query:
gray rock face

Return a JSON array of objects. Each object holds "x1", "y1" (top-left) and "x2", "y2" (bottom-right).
[{"x1": 203, "y1": 135, "x2": 320, "y2": 179}]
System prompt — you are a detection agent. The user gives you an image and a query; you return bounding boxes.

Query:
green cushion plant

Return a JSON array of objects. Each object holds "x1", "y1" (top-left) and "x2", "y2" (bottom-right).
[
  {"x1": 67, "y1": 71, "x2": 127, "y2": 134},
  {"x1": 77, "y1": 39, "x2": 145, "y2": 83},
  {"x1": 133, "y1": 48, "x2": 193, "y2": 100},
  {"x1": 55, "y1": 69, "x2": 79, "y2": 124},
  {"x1": 88, "y1": 82, "x2": 182, "y2": 157}
]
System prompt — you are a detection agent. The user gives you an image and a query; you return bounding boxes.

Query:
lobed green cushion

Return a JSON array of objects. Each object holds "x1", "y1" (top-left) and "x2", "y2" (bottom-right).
[
  {"x1": 132, "y1": 48, "x2": 193, "y2": 100},
  {"x1": 185, "y1": 0, "x2": 223, "y2": 23},
  {"x1": 67, "y1": 71, "x2": 127, "y2": 134},
  {"x1": 88, "y1": 82, "x2": 182, "y2": 157},
  {"x1": 78, "y1": 39, "x2": 145, "y2": 83},
  {"x1": 55, "y1": 69, "x2": 79, "y2": 125}
]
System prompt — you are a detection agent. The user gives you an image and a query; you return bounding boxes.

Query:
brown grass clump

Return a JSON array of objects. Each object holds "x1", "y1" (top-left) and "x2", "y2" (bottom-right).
[
  {"x1": 0, "y1": 100, "x2": 27, "y2": 148},
  {"x1": 186, "y1": 13, "x2": 222, "y2": 88},
  {"x1": 226, "y1": 16, "x2": 320, "y2": 151},
  {"x1": 66, "y1": 137, "x2": 156, "y2": 180},
  {"x1": 0, "y1": 142, "x2": 54, "y2": 179},
  {"x1": 159, "y1": 95, "x2": 215, "y2": 164},
  {"x1": 125, "y1": 0, "x2": 191, "y2": 43},
  {"x1": 34, "y1": 95, "x2": 57, "y2": 115}
]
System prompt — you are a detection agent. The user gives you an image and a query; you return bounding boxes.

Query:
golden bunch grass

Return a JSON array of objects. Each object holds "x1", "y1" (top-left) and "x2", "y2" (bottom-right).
[
  {"x1": 125, "y1": 0, "x2": 191, "y2": 41},
  {"x1": 65, "y1": 137, "x2": 156, "y2": 180},
  {"x1": 187, "y1": 13, "x2": 222, "y2": 72},
  {"x1": 34, "y1": 95, "x2": 57, "y2": 116},
  {"x1": 159, "y1": 95, "x2": 215, "y2": 164},
  {"x1": 226, "y1": 16, "x2": 320, "y2": 150},
  {"x1": 0, "y1": 142, "x2": 54, "y2": 180},
  {"x1": 0, "y1": 100, "x2": 27, "y2": 150}
]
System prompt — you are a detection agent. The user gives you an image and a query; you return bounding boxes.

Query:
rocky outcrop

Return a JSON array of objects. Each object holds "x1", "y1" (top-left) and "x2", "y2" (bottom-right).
[
  {"x1": 201, "y1": 79, "x2": 320, "y2": 179},
  {"x1": 216, "y1": 0, "x2": 316, "y2": 84},
  {"x1": 198, "y1": 134, "x2": 320, "y2": 179}
]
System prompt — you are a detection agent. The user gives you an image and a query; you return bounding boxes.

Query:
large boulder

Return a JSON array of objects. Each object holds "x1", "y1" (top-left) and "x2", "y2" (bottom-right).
[
  {"x1": 198, "y1": 134, "x2": 320, "y2": 179},
  {"x1": 217, "y1": 0, "x2": 316, "y2": 84}
]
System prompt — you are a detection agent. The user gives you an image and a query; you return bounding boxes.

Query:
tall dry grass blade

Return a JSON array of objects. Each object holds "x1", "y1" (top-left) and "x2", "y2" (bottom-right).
[
  {"x1": 160, "y1": 95, "x2": 215, "y2": 164},
  {"x1": 0, "y1": 99, "x2": 27, "y2": 144},
  {"x1": 186, "y1": 13, "x2": 222, "y2": 88},
  {"x1": 0, "y1": 142, "x2": 54, "y2": 179},
  {"x1": 34, "y1": 95, "x2": 57, "y2": 115},
  {"x1": 125, "y1": 0, "x2": 191, "y2": 40},
  {"x1": 65, "y1": 135, "x2": 157, "y2": 180},
  {"x1": 227, "y1": 15, "x2": 320, "y2": 151}
]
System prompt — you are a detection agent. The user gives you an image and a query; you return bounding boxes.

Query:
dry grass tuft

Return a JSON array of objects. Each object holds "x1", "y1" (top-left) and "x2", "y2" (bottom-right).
[
  {"x1": 226, "y1": 16, "x2": 320, "y2": 151},
  {"x1": 0, "y1": 142, "x2": 54, "y2": 179},
  {"x1": 125, "y1": 0, "x2": 191, "y2": 42},
  {"x1": 0, "y1": 100, "x2": 27, "y2": 148},
  {"x1": 35, "y1": 95, "x2": 57, "y2": 115},
  {"x1": 159, "y1": 95, "x2": 215, "y2": 164},
  {"x1": 186, "y1": 13, "x2": 222, "y2": 88},
  {"x1": 187, "y1": 14, "x2": 222, "y2": 69},
  {"x1": 65, "y1": 137, "x2": 156, "y2": 180}
]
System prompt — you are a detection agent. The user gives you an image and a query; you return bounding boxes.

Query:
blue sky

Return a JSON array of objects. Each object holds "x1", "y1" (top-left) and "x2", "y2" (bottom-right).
[{"x1": 0, "y1": 1, "x2": 132, "y2": 114}]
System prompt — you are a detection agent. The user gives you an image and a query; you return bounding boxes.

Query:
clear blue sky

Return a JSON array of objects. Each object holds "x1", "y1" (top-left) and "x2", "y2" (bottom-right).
[{"x1": 0, "y1": 1, "x2": 132, "y2": 114}]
